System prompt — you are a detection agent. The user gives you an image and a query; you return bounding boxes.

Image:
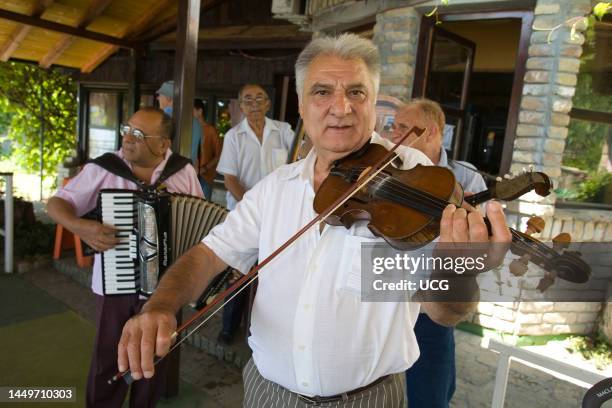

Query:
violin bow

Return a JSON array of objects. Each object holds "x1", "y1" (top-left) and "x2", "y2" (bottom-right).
[{"x1": 110, "y1": 126, "x2": 426, "y2": 384}]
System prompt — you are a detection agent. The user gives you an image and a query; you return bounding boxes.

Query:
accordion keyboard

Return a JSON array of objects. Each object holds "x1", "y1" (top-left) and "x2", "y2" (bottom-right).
[{"x1": 101, "y1": 191, "x2": 138, "y2": 294}]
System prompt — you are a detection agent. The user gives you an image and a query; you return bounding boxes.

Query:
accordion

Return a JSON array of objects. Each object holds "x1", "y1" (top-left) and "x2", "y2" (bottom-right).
[{"x1": 98, "y1": 189, "x2": 228, "y2": 296}]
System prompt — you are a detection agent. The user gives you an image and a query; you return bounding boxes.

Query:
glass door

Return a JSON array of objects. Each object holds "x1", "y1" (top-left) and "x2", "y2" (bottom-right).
[
  {"x1": 86, "y1": 91, "x2": 126, "y2": 159},
  {"x1": 414, "y1": 26, "x2": 475, "y2": 160}
]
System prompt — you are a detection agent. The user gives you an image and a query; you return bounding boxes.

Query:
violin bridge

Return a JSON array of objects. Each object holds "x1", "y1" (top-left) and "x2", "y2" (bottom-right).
[{"x1": 357, "y1": 166, "x2": 373, "y2": 194}]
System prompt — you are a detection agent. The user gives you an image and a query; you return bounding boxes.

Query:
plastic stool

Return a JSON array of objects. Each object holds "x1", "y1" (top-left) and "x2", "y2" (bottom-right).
[
  {"x1": 53, "y1": 224, "x2": 93, "y2": 268},
  {"x1": 51, "y1": 177, "x2": 93, "y2": 268}
]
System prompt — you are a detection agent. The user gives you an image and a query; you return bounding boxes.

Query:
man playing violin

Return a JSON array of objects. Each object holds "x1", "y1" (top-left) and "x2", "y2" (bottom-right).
[
  {"x1": 392, "y1": 99, "x2": 487, "y2": 408},
  {"x1": 118, "y1": 34, "x2": 511, "y2": 407}
]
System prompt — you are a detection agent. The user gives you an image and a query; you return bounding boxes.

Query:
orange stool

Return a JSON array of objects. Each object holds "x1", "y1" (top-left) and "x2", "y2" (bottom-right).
[
  {"x1": 52, "y1": 177, "x2": 93, "y2": 268},
  {"x1": 53, "y1": 224, "x2": 93, "y2": 268}
]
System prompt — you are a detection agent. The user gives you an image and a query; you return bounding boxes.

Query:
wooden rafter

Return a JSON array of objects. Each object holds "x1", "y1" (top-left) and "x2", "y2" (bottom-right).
[
  {"x1": 0, "y1": 7, "x2": 137, "y2": 49},
  {"x1": 39, "y1": 0, "x2": 114, "y2": 68},
  {"x1": 133, "y1": 0, "x2": 228, "y2": 44},
  {"x1": 81, "y1": 0, "x2": 174, "y2": 73},
  {"x1": 0, "y1": 0, "x2": 54, "y2": 62}
]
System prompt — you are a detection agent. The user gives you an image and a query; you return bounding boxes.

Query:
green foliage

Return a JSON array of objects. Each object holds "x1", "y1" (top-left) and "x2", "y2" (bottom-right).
[
  {"x1": 216, "y1": 114, "x2": 232, "y2": 138},
  {"x1": 575, "y1": 172, "x2": 612, "y2": 202},
  {"x1": 0, "y1": 220, "x2": 55, "y2": 260},
  {"x1": 0, "y1": 61, "x2": 76, "y2": 177},
  {"x1": 593, "y1": 2, "x2": 612, "y2": 20},
  {"x1": 566, "y1": 333, "x2": 612, "y2": 370},
  {"x1": 562, "y1": 73, "x2": 612, "y2": 172}
]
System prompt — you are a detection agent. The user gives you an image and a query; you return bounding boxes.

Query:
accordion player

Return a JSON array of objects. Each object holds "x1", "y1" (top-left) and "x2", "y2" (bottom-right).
[{"x1": 97, "y1": 189, "x2": 228, "y2": 296}]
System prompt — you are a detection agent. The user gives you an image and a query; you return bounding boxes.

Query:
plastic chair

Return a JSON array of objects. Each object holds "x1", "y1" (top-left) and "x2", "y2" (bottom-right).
[{"x1": 52, "y1": 178, "x2": 93, "y2": 268}]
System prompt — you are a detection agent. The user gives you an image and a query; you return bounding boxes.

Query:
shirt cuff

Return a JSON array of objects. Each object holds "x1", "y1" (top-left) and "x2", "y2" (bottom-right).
[{"x1": 215, "y1": 167, "x2": 238, "y2": 177}]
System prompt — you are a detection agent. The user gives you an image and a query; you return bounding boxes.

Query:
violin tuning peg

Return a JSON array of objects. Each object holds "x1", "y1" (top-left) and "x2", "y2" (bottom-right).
[
  {"x1": 525, "y1": 216, "x2": 545, "y2": 235},
  {"x1": 528, "y1": 165, "x2": 534, "y2": 172},
  {"x1": 537, "y1": 274, "x2": 555, "y2": 292},
  {"x1": 522, "y1": 167, "x2": 528, "y2": 174},
  {"x1": 496, "y1": 176, "x2": 503, "y2": 182},
  {"x1": 552, "y1": 232, "x2": 571, "y2": 251},
  {"x1": 504, "y1": 173, "x2": 512, "y2": 180},
  {"x1": 509, "y1": 259, "x2": 529, "y2": 277}
]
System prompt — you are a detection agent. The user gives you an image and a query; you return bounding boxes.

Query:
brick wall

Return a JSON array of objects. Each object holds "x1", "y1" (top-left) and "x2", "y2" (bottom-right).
[
  {"x1": 372, "y1": 6, "x2": 419, "y2": 100},
  {"x1": 469, "y1": 206, "x2": 612, "y2": 337},
  {"x1": 510, "y1": 0, "x2": 591, "y2": 197}
]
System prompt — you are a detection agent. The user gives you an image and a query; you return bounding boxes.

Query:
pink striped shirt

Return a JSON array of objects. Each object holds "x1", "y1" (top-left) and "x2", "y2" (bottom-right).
[{"x1": 54, "y1": 149, "x2": 203, "y2": 295}]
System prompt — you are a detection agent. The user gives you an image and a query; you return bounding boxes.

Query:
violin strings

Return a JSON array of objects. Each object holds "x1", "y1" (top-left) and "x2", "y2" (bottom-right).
[
  {"x1": 373, "y1": 180, "x2": 556, "y2": 262},
  {"x1": 344, "y1": 166, "x2": 453, "y2": 212},
  {"x1": 361, "y1": 172, "x2": 451, "y2": 215},
  {"x1": 344, "y1": 168, "x2": 557, "y2": 264}
]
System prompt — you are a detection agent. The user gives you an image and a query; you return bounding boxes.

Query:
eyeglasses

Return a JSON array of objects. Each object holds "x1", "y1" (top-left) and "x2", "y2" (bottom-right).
[
  {"x1": 391, "y1": 122, "x2": 411, "y2": 133},
  {"x1": 119, "y1": 123, "x2": 161, "y2": 142},
  {"x1": 240, "y1": 96, "x2": 268, "y2": 106}
]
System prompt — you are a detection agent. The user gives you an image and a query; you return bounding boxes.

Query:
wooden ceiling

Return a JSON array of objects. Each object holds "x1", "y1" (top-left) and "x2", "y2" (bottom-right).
[
  {"x1": 0, "y1": 0, "x2": 309, "y2": 74},
  {"x1": 151, "y1": 23, "x2": 312, "y2": 50},
  {"x1": 0, "y1": 0, "x2": 176, "y2": 73}
]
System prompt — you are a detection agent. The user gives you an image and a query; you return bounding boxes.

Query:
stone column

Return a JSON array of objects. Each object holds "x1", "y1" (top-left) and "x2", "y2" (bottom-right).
[
  {"x1": 372, "y1": 7, "x2": 420, "y2": 101},
  {"x1": 509, "y1": 0, "x2": 591, "y2": 216}
]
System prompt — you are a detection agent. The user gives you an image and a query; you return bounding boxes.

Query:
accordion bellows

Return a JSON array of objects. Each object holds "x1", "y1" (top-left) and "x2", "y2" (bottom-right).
[{"x1": 99, "y1": 190, "x2": 228, "y2": 296}]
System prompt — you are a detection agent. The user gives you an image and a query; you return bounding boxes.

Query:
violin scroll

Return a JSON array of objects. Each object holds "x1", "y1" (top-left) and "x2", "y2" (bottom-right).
[{"x1": 508, "y1": 217, "x2": 590, "y2": 292}]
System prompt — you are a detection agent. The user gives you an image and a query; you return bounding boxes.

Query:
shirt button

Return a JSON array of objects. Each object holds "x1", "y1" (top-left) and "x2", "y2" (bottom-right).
[
  {"x1": 302, "y1": 382, "x2": 309, "y2": 387},
  {"x1": 304, "y1": 304, "x2": 310, "y2": 310},
  {"x1": 297, "y1": 345, "x2": 305, "y2": 351}
]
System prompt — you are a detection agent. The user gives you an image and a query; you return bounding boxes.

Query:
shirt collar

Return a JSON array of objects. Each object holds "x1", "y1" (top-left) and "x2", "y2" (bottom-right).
[
  {"x1": 279, "y1": 148, "x2": 316, "y2": 184},
  {"x1": 239, "y1": 117, "x2": 278, "y2": 138},
  {"x1": 437, "y1": 148, "x2": 449, "y2": 168},
  {"x1": 117, "y1": 148, "x2": 173, "y2": 182}
]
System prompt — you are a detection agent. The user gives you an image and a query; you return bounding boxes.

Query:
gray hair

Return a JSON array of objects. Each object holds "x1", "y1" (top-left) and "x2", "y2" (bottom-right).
[
  {"x1": 237, "y1": 83, "x2": 267, "y2": 100},
  {"x1": 295, "y1": 33, "x2": 381, "y2": 100},
  {"x1": 405, "y1": 98, "x2": 446, "y2": 135}
]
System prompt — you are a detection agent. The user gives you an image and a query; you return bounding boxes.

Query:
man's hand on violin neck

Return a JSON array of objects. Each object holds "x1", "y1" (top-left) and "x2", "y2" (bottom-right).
[
  {"x1": 117, "y1": 305, "x2": 177, "y2": 380},
  {"x1": 440, "y1": 201, "x2": 510, "y2": 243},
  {"x1": 439, "y1": 201, "x2": 511, "y2": 273}
]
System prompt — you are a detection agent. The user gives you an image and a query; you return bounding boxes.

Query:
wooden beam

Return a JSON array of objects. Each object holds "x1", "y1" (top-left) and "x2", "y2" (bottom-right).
[
  {"x1": 0, "y1": 0, "x2": 54, "y2": 62},
  {"x1": 571, "y1": 108, "x2": 612, "y2": 125},
  {"x1": 39, "y1": 0, "x2": 113, "y2": 68},
  {"x1": 151, "y1": 37, "x2": 310, "y2": 51},
  {"x1": 81, "y1": 0, "x2": 173, "y2": 73},
  {"x1": 0, "y1": 8, "x2": 137, "y2": 49},
  {"x1": 133, "y1": 0, "x2": 228, "y2": 43},
  {"x1": 172, "y1": 0, "x2": 201, "y2": 159}
]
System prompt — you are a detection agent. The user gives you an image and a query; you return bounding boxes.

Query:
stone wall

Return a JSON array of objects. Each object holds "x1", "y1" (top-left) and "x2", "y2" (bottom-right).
[
  {"x1": 372, "y1": 6, "x2": 420, "y2": 101},
  {"x1": 510, "y1": 0, "x2": 591, "y2": 190},
  {"x1": 468, "y1": 206, "x2": 612, "y2": 338}
]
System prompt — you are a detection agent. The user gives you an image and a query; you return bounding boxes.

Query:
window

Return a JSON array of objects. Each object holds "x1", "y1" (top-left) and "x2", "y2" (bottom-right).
[
  {"x1": 87, "y1": 92, "x2": 122, "y2": 159},
  {"x1": 558, "y1": 23, "x2": 612, "y2": 207}
]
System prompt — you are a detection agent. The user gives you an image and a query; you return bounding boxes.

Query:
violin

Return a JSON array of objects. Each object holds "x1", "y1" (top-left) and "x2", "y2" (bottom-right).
[{"x1": 313, "y1": 140, "x2": 590, "y2": 287}]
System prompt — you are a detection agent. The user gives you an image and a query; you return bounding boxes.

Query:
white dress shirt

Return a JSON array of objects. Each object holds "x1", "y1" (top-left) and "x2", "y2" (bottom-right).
[
  {"x1": 203, "y1": 136, "x2": 431, "y2": 396},
  {"x1": 216, "y1": 117, "x2": 295, "y2": 210}
]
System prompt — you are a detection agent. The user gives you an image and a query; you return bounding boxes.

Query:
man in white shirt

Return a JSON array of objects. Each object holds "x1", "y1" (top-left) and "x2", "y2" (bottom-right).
[
  {"x1": 217, "y1": 84, "x2": 295, "y2": 211},
  {"x1": 118, "y1": 34, "x2": 511, "y2": 407},
  {"x1": 216, "y1": 84, "x2": 295, "y2": 343}
]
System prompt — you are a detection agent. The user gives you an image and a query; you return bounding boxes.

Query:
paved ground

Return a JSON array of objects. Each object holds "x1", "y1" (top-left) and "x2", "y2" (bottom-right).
[{"x1": 1, "y1": 263, "x2": 244, "y2": 407}]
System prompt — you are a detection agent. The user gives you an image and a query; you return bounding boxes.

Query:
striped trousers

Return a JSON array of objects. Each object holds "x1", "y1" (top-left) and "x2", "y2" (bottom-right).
[{"x1": 242, "y1": 358, "x2": 407, "y2": 408}]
